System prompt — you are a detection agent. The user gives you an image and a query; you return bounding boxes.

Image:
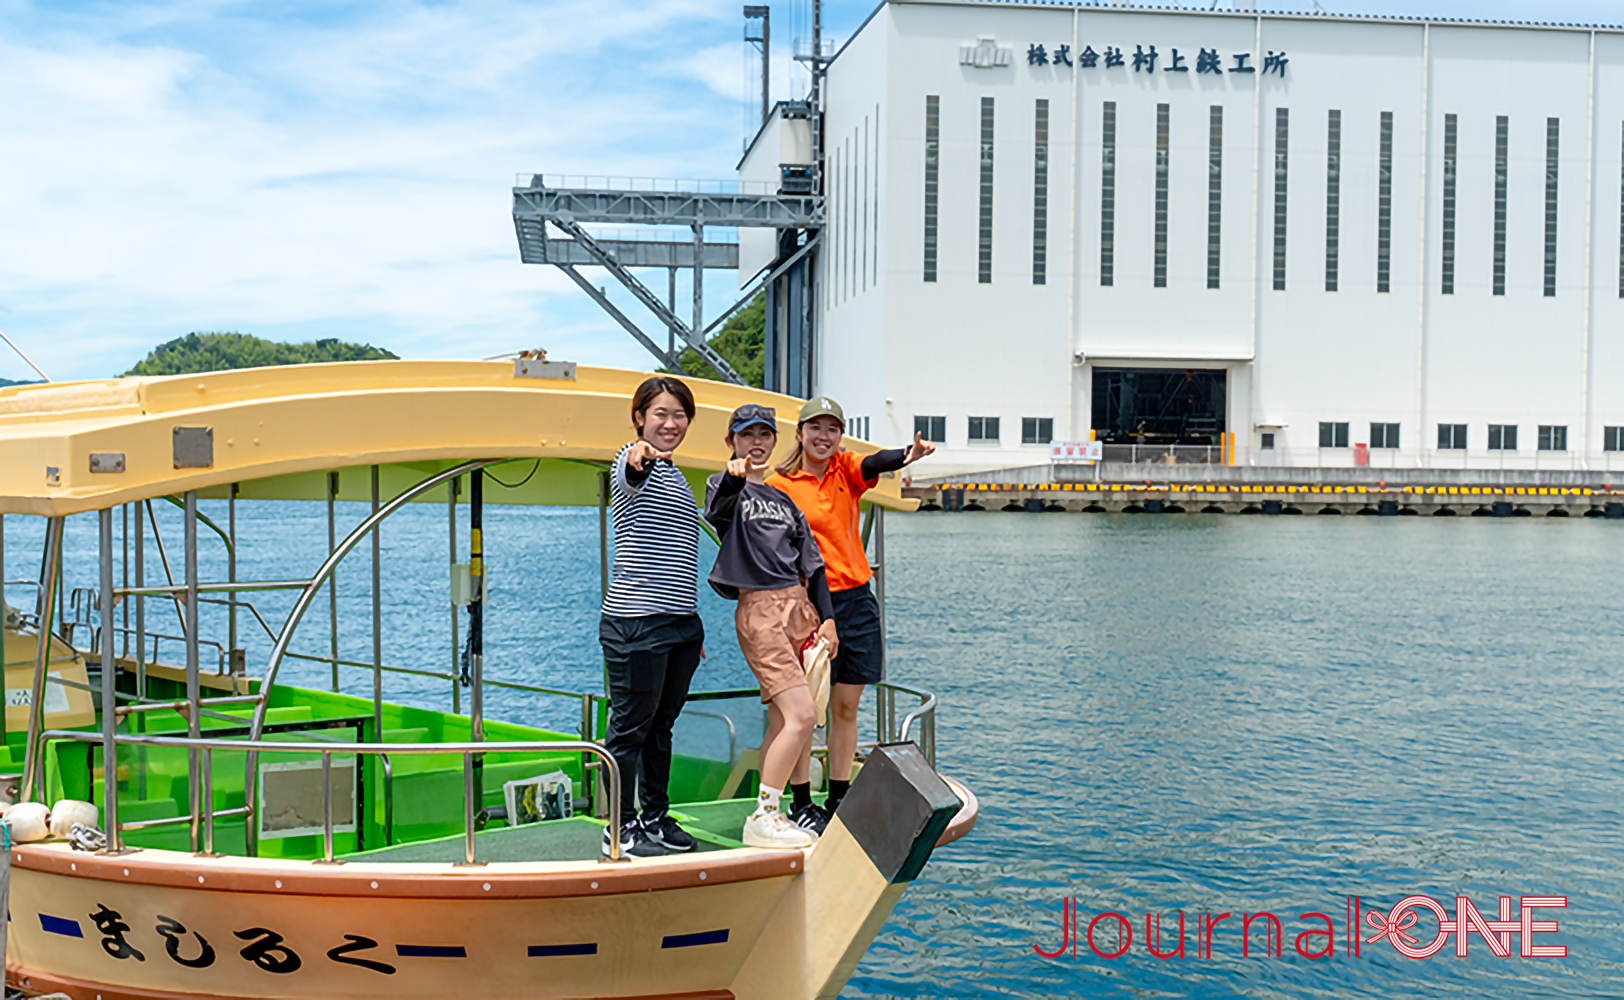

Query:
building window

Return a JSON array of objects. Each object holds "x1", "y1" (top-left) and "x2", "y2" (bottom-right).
[
  {"x1": 1033, "y1": 99, "x2": 1048, "y2": 285},
  {"x1": 1438, "y1": 424, "x2": 1468, "y2": 450},
  {"x1": 1538, "y1": 425, "x2": 1568, "y2": 451},
  {"x1": 967, "y1": 416, "x2": 1000, "y2": 442},
  {"x1": 1605, "y1": 426, "x2": 1624, "y2": 451},
  {"x1": 979, "y1": 96, "x2": 995, "y2": 284},
  {"x1": 1101, "y1": 102, "x2": 1116, "y2": 287},
  {"x1": 1326, "y1": 109, "x2": 1340, "y2": 292},
  {"x1": 1495, "y1": 115, "x2": 1508, "y2": 296},
  {"x1": 1022, "y1": 417, "x2": 1054, "y2": 445},
  {"x1": 1208, "y1": 105, "x2": 1223, "y2": 290},
  {"x1": 1155, "y1": 103, "x2": 1170, "y2": 288},
  {"x1": 1378, "y1": 111, "x2": 1393, "y2": 294},
  {"x1": 1273, "y1": 108, "x2": 1289, "y2": 290},
  {"x1": 1319, "y1": 421, "x2": 1349, "y2": 448},
  {"x1": 1545, "y1": 117, "x2": 1559, "y2": 297},
  {"x1": 834, "y1": 145, "x2": 841, "y2": 307},
  {"x1": 1261, "y1": 432, "x2": 1276, "y2": 450},
  {"x1": 914, "y1": 415, "x2": 946, "y2": 443},
  {"x1": 1488, "y1": 424, "x2": 1518, "y2": 451},
  {"x1": 850, "y1": 134, "x2": 863, "y2": 301},
  {"x1": 923, "y1": 95, "x2": 939, "y2": 283},
  {"x1": 1370, "y1": 423, "x2": 1400, "y2": 449},
  {"x1": 1441, "y1": 113, "x2": 1457, "y2": 295}
]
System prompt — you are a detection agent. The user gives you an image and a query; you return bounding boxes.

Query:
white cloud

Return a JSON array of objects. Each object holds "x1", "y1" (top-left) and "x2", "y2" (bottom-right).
[{"x1": 0, "y1": 0, "x2": 761, "y2": 381}]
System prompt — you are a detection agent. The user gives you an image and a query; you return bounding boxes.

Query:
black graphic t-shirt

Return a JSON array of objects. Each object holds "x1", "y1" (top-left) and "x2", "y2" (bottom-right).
[{"x1": 704, "y1": 472, "x2": 825, "y2": 600}]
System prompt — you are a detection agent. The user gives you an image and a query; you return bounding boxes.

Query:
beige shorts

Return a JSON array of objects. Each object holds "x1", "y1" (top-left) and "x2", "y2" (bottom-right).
[{"x1": 735, "y1": 586, "x2": 817, "y2": 703}]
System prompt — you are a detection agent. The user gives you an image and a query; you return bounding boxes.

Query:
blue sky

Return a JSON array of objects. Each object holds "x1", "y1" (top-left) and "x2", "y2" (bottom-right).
[{"x1": 2, "y1": 0, "x2": 1621, "y2": 382}]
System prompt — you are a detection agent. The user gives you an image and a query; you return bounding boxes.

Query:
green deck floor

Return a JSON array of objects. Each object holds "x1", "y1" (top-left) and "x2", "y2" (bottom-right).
[{"x1": 340, "y1": 800, "x2": 772, "y2": 864}]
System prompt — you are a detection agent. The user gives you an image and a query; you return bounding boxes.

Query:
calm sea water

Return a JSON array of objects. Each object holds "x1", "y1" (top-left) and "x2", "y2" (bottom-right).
[{"x1": 4, "y1": 505, "x2": 1621, "y2": 998}]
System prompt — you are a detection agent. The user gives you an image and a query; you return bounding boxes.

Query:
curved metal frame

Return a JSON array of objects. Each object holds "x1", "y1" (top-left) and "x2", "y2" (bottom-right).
[{"x1": 242, "y1": 459, "x2": 503, "y2": 855}]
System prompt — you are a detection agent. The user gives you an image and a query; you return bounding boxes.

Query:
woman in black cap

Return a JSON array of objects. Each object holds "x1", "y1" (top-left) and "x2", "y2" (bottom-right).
[{"x1": 705, "y1": 404, "x2": 838, "y2": 848}]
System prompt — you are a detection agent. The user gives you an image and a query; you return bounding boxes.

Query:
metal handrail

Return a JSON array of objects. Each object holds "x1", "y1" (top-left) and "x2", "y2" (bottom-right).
[
  {"x1": 876, "y1": 680, "x2": 937, "y2": 766},
  {"x1": 40, "y1": 730, "x2": 625, "y2": 864},
  {"x1": 683, "y1": 709, "x2": 738, "y2": 766},
  {"x1": 285, "y1": 651, "x2": 597, "y2": 738}
]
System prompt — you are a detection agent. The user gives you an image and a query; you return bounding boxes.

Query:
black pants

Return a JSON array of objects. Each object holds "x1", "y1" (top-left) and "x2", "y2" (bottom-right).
[{"x1": 599, "y1": 613, "x2": 704, "y2": 823}]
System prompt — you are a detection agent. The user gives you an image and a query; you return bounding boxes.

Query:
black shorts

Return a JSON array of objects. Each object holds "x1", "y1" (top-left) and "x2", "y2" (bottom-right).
[{"x1": 829, "y1": 583, "x2": 883, "y2": 686}]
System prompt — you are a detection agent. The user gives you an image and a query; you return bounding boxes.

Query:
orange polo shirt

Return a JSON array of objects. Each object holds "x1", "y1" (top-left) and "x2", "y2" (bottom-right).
[{"x1": 768, "y1": 450, "x2": 877, "y2": 592}]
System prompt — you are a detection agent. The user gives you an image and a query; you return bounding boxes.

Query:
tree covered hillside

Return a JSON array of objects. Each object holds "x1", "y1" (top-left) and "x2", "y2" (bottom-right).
[
  {"x1": 124, "y1": 332, "x2": 397, "y2": 376},
  {"x1": 672, "y1": 292, "x2": 765, "y2": 388}
]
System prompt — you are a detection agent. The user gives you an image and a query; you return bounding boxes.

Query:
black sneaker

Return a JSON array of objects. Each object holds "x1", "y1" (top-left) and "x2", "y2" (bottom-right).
[
  {"x1": 789, "y1": 802, "x2": 829, "y2": 836},
  {"x1": 602, "y1": 821, "x2": 665, "y2": 859},
  {"x1": 641, "y1": 813, "x2": 697, "y2": 852}
]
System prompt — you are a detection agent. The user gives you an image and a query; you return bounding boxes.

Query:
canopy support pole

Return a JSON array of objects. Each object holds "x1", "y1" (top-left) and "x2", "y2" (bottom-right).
[
  {"x1": 371, "y1": 466, "x2": 383, "y2": 744},
  {"x1": 449, "y1": 475, "x2": 461, "y2": 716},
  {"x1": 228, "y1": 484, "x2": 238, "y2": 675},
  {"x1": 185, "y1": 491, "x2": 201, "y2": 854},
  {"x1": 20, "y1": 517, "x2": 63, "y2": 803},
  {"x1": 121, "y1": 505, "x2": 129, "y2": 659},
  {"x1": 328, "y1": 471, "x2": 339, "y2": 692},
  {"x1": 1, "y1": 514, "x2": 6, "y2": 737},
  {"x1": 135, "y1": 503, "x2": 147, "y2": 701},
  {"x1": 469, "y1": 469, "x2": 485, "y2": 828},
  {"x1": 98, "y1": 508, "x2": 127, "y2": 854}
]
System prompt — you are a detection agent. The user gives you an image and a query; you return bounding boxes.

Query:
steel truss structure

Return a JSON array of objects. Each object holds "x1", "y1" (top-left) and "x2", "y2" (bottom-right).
[{"x1": 512, "y1": 176, "x2": 823, "y2": 387}]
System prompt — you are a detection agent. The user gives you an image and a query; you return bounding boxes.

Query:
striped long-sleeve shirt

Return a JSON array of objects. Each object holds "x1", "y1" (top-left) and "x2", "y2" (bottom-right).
[{"x1": 601, "y1": 442, "x2": 700, "y2": 617}]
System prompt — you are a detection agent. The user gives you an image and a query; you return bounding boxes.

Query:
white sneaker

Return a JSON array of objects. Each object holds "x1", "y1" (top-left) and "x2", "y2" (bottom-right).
[{"x1": 741, "y1": 808, "x2": 817, "y2": 849}]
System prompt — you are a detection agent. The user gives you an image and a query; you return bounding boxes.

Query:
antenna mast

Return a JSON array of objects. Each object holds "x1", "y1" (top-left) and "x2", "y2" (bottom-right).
[{"x1": 745, "y1": 6, "x2": 770, "y2": 127}]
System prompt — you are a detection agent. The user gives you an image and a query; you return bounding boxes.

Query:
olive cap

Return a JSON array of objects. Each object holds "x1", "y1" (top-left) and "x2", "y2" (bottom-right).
[{"x1": 797, "y1": 396, "x2": 845, "y2": 428}]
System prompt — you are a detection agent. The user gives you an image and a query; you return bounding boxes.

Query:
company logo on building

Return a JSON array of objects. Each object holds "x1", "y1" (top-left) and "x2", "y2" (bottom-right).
[{"x1": 960, "y1": 37, "x2": 1012, "y2": 68}]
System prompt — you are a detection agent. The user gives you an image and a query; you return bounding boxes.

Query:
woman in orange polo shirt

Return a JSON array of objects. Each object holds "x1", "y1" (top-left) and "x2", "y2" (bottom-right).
[{"x1": 768, "y1": 397, "x2": 934, "y2": 822}]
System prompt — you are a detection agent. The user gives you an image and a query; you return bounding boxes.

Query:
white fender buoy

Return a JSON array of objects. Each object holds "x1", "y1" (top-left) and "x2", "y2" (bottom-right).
[
  {"x1": 6, "y1": 802, "x2": 49, "y2": 843},
  {"x1": 49, "y1": 799, "x2": 98, "y2": 839}
]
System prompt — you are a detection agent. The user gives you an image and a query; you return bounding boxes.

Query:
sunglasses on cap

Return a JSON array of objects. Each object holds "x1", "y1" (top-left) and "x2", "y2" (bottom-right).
[{"x1": 728, "y1": 404, "x2": 777, "y2": 434}]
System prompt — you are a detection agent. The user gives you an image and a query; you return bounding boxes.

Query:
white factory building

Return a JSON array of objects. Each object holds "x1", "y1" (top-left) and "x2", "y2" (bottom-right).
[{"x1": 740, "y1": 1, "x2": 1624, "y2": 475}]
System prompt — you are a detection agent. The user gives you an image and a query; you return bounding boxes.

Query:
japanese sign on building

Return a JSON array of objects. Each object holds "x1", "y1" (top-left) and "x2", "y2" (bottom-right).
[{"x1": 960, "y1": 37, "x2": 1288, "y2": 77}]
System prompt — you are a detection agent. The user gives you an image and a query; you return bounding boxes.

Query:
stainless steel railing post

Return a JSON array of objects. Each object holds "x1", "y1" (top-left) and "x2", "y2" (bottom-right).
[
  {"x1": 461, "y1": 753, "x2": 477, "y2": 863},
  {"x1": 201, "y1": 747, "x2": 215, "y2": 856},
  {"x1": 322, "y1": 751, "x2": 334, "y2": 863},
  {"x1": 381, "y1": 753, "x2": 394, "y2": 848}
]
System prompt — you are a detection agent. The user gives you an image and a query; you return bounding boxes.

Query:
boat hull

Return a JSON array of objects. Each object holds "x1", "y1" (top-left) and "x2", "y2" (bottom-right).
[{"x1": 7, "y1": 750, "x2": 977, "y2": 1000}]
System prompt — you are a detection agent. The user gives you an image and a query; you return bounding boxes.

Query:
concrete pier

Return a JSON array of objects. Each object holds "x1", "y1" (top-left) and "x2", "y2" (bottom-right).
[{"x1": 909, "y1": 481, "x2": 1624, "y2": 518}]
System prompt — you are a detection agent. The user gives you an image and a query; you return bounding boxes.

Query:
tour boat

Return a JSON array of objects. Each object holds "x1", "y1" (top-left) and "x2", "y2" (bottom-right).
[{"x1": 0, "y1": 360, "x2": 977, "y2": 1000}]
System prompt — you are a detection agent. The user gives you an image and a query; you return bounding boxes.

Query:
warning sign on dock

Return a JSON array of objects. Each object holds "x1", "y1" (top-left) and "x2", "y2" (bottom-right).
[{"x1": 1051, "y1": 441, "x2": 1102, "y2": 463}]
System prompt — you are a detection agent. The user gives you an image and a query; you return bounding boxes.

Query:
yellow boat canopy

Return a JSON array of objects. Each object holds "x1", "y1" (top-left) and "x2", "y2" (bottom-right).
[{"x1": 0, "y1": 361, "x2": 917, "y2": 516}]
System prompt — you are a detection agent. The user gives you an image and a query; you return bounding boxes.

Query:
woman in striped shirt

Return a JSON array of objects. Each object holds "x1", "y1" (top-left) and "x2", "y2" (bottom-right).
[{"x1": 599, "y1": 377, "x2": 704, "y2": 859}]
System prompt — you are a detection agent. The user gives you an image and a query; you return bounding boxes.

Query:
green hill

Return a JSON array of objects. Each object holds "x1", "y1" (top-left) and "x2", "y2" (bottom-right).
[
  {"x1": 671, "y1": 292, "x2": 765, "y2": 388},
  {"x1": 123, "y1": 332, "x2": 397, "y2": 377},
  {"x1": 0, "y1": 376, "x2": 39, "y2": 387}
]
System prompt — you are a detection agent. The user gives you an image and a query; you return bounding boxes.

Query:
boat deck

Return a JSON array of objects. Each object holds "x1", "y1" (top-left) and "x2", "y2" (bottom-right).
[{"x1": 342, "y1": 799, "x2": 765, "y2": 863}]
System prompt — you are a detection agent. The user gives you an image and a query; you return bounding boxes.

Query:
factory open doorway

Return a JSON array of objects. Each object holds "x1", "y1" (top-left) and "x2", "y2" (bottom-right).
[{"x1": 1091, "y1": 367, "x2": 1227, "y2": 446}]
